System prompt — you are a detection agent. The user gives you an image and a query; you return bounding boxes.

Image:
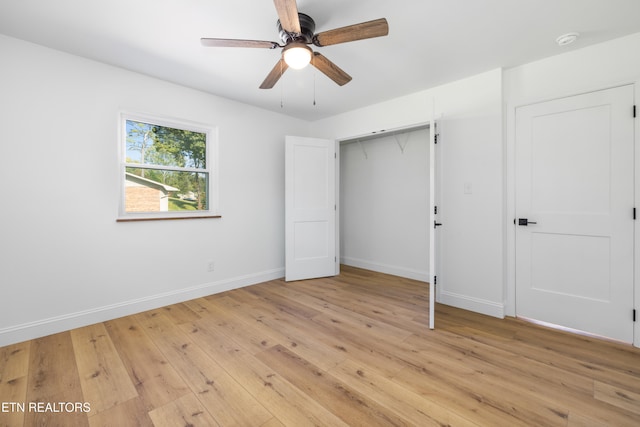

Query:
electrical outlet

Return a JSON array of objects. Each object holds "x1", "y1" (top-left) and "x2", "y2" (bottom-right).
[{"x1": 207, "y1": 261, "x2": 215, "y2": 272}]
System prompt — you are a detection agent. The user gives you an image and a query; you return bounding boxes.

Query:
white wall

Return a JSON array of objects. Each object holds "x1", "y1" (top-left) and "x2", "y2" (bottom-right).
[
  {"x1": 0, "y1": 34, "x2": 309, "y2": 346},
  {"x1": 340, "y1": 128, "x2": 430, "y2": 281},
  {"x1": 312, "y1": 69, "x2": 505, "y2": 318},
  {"x1": 503, "y1": 32, "x2": 640, "y2": 344}
]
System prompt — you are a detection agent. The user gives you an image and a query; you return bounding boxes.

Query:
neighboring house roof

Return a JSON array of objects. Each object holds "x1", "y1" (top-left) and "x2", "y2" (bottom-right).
[{"x1": 125, "y1": 172, "x2": 180, "y2": 192}]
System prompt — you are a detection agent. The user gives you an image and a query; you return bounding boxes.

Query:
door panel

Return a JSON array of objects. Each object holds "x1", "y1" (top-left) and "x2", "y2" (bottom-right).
[
  {"x1": 429, "y1": 120, "x2": 438, "y2": 329},
  {"x1": 515, "y1": 85, "x2": 634, "y2": 342},
  {"x1": 530, "y1": 105, "x2": 611, "y2": 214},
  {"x1": 530, "y1": 233, "x2": 610, "y2": 300},
  {"x1": 285, "y1": 136, "x2": 336, "y2": 281}
]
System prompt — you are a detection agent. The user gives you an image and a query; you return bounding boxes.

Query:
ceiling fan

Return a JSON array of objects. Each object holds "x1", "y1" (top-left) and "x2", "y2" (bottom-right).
[{"x1": 200, "y1": 0, "x2": 389, "y2": 89}]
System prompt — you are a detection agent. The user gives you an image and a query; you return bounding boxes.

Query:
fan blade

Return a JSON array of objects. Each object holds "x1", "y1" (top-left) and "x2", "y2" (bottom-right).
[
  {"x1": 260, "y1": 58, "x2": 289, "y2": 89},
  {"x1": 313, "y1": 18, "x2": 389, "y2": 47},
  {"x1": 201, "y1": 38, "x2": 279, "y2": 49},
  {"x1": 273, "y1": 0, "x2": 301, "y2": 33},
  {"x1": 311, "y1": 52, "x2": 352, "y2": 86}
]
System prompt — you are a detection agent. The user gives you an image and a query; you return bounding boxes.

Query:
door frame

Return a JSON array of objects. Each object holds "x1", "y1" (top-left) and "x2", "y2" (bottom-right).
[{"x1": 505, "y1": 82, "x2": 639, "y2": 346}]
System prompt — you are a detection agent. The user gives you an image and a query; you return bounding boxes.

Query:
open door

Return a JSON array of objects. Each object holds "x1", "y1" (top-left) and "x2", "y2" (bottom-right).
[
  {"x1": 285, "y1": 136, "x2": 337, "y2": 281},
  {"x1": 428, "y1": 120, "x2": 439, "y2": 329}
]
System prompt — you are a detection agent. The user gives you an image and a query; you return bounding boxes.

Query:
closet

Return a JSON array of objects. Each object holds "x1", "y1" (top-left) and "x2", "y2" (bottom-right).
[{"x1": 339, "y1": 126, "x2": 430, "y2": 282}]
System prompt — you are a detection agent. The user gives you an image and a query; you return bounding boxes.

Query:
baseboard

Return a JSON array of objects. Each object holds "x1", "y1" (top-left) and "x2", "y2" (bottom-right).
[
  {"x1": 438, "y1": 290, "x2": 505, "y2": 319},
  {"x1": 0, "y1": 268, "x2": 284, "y2": 347},
  {"x1": 341, "y1": 257, "x2": 428, "y2": 282}
]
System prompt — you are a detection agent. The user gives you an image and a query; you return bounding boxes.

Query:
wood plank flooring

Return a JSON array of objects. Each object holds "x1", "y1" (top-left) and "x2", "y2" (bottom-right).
[{"x1": 1, "y1": 265, "x2": 640, "y2": 426}]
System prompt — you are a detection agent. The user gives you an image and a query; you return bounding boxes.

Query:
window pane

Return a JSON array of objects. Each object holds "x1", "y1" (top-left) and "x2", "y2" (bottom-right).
[
  {"x1": 125, "y1": 120, "x2": 207, "y2": 169},
  {"x1": 125, "y1": 167, "x2": 209, "y2": 213}
]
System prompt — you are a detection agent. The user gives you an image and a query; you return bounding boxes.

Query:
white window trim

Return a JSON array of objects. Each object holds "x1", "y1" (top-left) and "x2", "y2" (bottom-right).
[{"x1": 117, "y1": 111, "x2": 219, "y2": 221}]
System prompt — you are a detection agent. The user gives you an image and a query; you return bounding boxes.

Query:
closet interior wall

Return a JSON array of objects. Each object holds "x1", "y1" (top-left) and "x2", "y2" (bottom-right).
[{"x1": 339, "y1": 127, "x2": 430, "y2": 281}]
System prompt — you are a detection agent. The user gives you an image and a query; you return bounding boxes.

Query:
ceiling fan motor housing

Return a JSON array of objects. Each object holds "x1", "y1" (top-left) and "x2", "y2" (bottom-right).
[{"x1": 278, "y1": 13, "x2": 315, "y2": 44}]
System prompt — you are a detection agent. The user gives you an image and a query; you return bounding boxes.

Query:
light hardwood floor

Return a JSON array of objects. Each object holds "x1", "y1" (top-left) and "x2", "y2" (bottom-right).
[{"x1": 1, "y1": 265, "x2": 640, "y2": 426}]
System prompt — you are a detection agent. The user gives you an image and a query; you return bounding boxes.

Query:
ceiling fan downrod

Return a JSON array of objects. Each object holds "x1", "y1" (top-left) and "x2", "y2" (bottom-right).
[{"x1": 277, "y1": 13, "x2": 315, "y2": 45}]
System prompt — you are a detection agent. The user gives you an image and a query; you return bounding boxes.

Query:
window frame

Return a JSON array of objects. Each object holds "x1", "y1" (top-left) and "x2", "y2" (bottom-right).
[{"x1": 117, "y1": 111, "x2": 219, "y2": 221}]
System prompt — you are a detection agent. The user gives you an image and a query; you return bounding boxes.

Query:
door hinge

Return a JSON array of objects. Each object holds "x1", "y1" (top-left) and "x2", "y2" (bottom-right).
[
  {"x1": 434, "y1": 205, "x2": 438, "y2": 215},
  {"x1": 434, "y1": 134, "x2": 439, "y2": 144},
  {"x1": 633, "y1": 309, "x2": 636, "y2": 322},
  {"x1": 634, "y1": 105, "x2": 637, "y2": 118},
  {"x1": 634, "y1": 207, "x2": 637, "y2": 220},
  {"x1": 434, "y1": 275, "x2": 437, "y2": 285}
]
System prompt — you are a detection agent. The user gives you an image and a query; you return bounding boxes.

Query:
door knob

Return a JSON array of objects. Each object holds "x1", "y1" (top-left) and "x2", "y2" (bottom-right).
[{"x1": 518, "y1": 218, "x2": 537, "y2": 226}]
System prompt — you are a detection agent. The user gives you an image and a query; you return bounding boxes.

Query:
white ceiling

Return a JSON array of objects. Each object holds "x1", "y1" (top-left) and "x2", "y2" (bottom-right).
[{"x1": 2, "y1": 0, "x2": 640, "y2": 121}]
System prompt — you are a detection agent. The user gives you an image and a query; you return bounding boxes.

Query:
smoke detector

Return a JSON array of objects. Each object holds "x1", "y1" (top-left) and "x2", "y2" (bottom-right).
[{"x1": 556, "y1": 32, "x2": 580, "y2": 46}]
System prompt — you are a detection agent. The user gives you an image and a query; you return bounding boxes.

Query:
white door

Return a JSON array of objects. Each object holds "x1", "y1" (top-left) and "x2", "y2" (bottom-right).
[
  {"x1": 515, "y1": 85, "x2": 635, "y2": 342},
  {"x1": 429, "y1": 120, "x2": 439, "y2": 329},
  {"x1": 285, "y1": 136, "x2": 337, "y2": 281}
]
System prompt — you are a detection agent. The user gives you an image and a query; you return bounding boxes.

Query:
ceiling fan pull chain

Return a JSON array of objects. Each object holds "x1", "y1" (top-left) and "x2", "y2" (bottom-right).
[
  {"x1": 280, "y1": 60, "x2": 284, "y2": 108},
  {"x1": 313, "y1": 70, "x2": 316, "y2": 106}
]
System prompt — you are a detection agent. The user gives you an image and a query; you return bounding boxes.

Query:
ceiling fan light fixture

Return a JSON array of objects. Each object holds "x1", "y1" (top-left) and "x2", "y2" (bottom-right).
[{"x1": 283, "y1": 43, "x2": 312, "y2": 69}]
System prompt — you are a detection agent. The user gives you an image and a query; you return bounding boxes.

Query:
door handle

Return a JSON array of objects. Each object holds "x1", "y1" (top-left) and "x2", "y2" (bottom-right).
[
  {"x1": 518, "y1": 218, "x2": 537, "y2": 226},
  {"x1": 434, "y1": 221, "x2": 443, "y2": 228}
]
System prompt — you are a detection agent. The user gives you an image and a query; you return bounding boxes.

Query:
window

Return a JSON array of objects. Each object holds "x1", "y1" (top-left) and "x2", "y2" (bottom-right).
[{"x1": 118, "y1": 112, "x2": 218, "y2": 221}]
